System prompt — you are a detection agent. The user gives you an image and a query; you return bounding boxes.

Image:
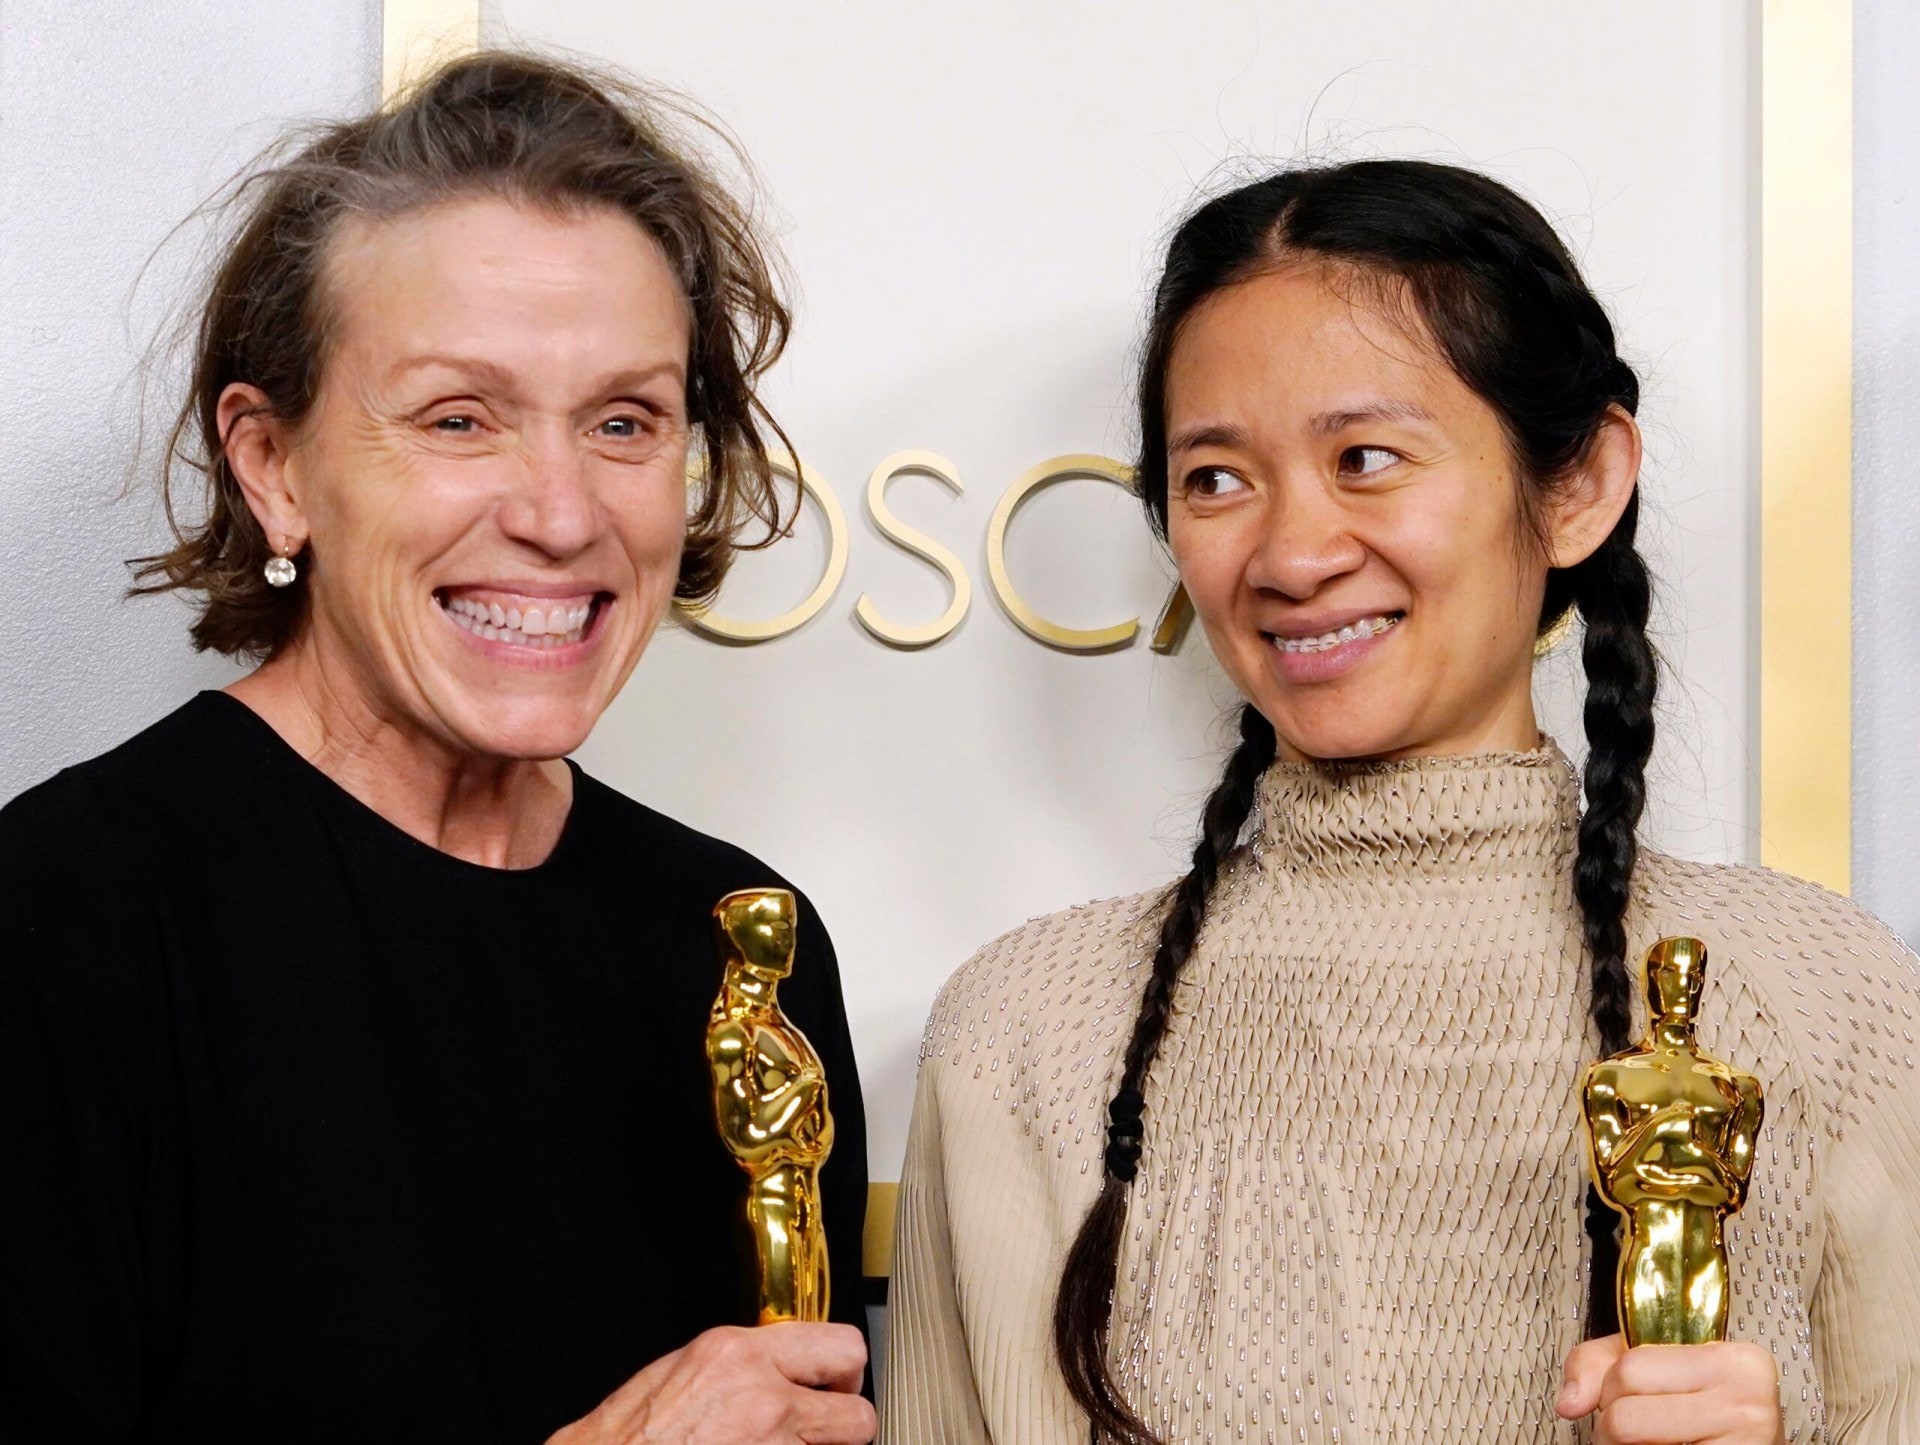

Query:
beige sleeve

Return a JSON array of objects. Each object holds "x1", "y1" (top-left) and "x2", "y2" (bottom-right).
[
  {"x1": 1806, "y1": 908, "x2": 1920, "y2": 1440},
  {"x1": 878, "y1": 1049, "x2": 993, "y2": 1445}
]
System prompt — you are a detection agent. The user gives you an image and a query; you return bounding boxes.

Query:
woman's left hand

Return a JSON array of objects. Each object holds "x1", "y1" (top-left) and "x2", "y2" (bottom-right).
[{"x1": 1557, "y1": 1335, "x2": 1785, "y2": 1444}]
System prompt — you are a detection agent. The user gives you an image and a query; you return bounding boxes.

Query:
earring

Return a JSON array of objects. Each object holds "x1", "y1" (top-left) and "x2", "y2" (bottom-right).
[{"x1": 264, "y1": 540, "x2": 298, "y2": 588}]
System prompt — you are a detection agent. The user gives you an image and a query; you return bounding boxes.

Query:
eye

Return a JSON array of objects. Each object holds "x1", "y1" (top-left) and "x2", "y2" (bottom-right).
[
  {"x1": 432, "y1": 414, "x2": 480, "y2": 434},
  {"x1": 1338, "y1": 445, "x2": 1399, "y2": 477},
  {"x1": 595, "y1": 414, "x2": 650, "y2": 440},
  {"x1": 1183, "y1": 465, "x2": 1250, "y2": 498}
]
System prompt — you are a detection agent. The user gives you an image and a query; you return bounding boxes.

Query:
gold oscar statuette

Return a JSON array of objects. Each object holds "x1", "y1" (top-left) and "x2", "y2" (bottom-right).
[
  {"x1": 1581, "y1": 937, "x2": 1765, "y2": 1345},
  {"x1": 706, "y1": 888, "x2": 834, "y2": 1324}
]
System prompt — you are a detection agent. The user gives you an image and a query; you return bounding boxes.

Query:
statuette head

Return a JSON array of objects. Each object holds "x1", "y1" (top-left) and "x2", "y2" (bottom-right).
[
  {"x1": 1644, "y1": 935, "x2": 1707, "y2": 1023},
  {"x1": 716, "y1": 888, "x2": 797, "y2": 981}
]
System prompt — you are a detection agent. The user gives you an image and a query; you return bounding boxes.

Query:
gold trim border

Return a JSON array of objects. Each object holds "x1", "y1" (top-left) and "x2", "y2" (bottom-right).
[{"x1": 1760, "y1": 0, "x2": 1852, "y2": 893}]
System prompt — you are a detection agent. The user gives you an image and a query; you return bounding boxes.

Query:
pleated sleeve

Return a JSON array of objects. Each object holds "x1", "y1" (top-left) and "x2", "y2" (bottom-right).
[{"x1": 878, "y1": 1037, "x2": 994, "y2": 1443}]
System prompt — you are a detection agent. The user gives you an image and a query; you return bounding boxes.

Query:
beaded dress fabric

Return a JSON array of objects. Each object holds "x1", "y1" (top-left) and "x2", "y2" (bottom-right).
[{"x1": 879, "y1": 746, "x2": 1920, "y2": 1444}]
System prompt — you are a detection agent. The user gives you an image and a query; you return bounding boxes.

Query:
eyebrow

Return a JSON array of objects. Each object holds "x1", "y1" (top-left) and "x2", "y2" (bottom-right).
[
  {"x1": 1166, "y1": 421, "x2": 1250, "y2": 454},
  {"x1": 1167, "y1": 400, "x2": 1437, "y2": 455},
  {"x1": 1308, "y1": 399, "x2": 1436, "y2": 436},
  {"x1": 386, "y1": 354, "x2": 686, "y2": 393}
]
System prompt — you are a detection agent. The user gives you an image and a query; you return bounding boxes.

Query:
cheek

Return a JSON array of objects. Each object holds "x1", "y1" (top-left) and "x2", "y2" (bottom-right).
[
  {"x1": 1167, "y1": 510, "x2": 1242, "y2": 615},
  {"x1": 609, "y1": 473, "x2": 691, "y2": 577},
  {"x1": 1384, "y1": 489, "x2": 1540, "y2": 630}
]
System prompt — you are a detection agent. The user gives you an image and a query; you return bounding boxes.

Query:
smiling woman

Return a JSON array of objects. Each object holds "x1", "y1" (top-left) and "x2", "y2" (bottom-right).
[
  {"x1": 0, "y1": 53, "x2": 874, "y2": 1445},
  {"x1": 210, "y1": 196, "x2": 700, "y2": 797},
  {"x1": 880, "y1": 162, "x2": 1920, "y2": 1445}
]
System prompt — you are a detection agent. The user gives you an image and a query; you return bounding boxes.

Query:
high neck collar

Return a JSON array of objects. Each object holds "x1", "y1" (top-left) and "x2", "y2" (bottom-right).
[{"x1": 1252, "y1": 739, "x2": 1580, "y2": 881}]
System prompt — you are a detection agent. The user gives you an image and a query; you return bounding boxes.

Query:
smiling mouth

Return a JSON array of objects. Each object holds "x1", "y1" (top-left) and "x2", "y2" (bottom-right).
[
  {"x1": 433, "y1": 590, "x2": 609, "y2": 649},
  {"x1": 1267, "y1": 612, "x2": 1404, "y2": 655}
]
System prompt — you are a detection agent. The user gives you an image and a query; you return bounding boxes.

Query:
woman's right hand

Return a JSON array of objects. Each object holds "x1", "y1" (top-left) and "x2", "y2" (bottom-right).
[{"x1": 547, "y1": 1322, "x2": 875, "y2": 1444}]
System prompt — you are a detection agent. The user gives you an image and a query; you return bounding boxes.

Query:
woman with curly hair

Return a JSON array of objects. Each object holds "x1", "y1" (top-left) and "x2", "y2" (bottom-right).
[{"x1": 0, "y1": 52, "x2": 872, "y2": 1445}]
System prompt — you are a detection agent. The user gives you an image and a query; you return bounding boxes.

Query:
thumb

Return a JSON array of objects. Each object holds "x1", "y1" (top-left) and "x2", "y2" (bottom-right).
[{"x1": 1557, "y1": 1334, "x2": 1626, "y2": 1420}]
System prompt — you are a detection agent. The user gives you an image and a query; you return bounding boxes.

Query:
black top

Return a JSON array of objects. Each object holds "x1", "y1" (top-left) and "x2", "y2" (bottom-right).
[{"x1": 0, "y1": 693, "x2": 868, "y2": 1443}]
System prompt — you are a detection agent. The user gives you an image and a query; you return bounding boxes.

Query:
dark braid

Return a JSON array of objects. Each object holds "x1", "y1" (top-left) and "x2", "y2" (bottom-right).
[
  {"x1": 1053, "y1": 703, "x2": 1275, "y2": 1445},
  {"x1": 1565, "y1": 492, "x2": 1658, "y2": 1332},
  {"x1": 1058, "y1": 159, "x2": 1661, "y2": 1437}
]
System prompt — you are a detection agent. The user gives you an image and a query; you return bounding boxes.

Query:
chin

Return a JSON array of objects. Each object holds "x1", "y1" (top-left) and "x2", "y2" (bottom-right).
[
  {"x1": 1261, "y1": 701, "x2": 1417, "y2": 765},
  {"x1": 442, "y1": 696, "x2": 600, "y2": 763}
]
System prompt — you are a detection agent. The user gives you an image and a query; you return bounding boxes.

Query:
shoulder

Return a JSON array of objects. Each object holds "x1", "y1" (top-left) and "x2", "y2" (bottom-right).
[
  {"x1": 0, "y1": 703, "x2": 223, "y2": 1040},
  {"x1": 1636, "y1": 852, "x2": 1914, "y2": 975},
  {"x1": 568, "y1": 769, "x2": 810, "y2": 904},
  {"x1": 1637, "y1": 852, "x2": 1919, "y2": 1134},
  {"x1": 564, "y1": 771, "x2": 851, "y2": 1035},
  {"x1": 920, "y1": 889, "x2": 1163, "y2": 1067},
  {"x1": 0, "y1": 694, "x2": 228, "y2": 857}
]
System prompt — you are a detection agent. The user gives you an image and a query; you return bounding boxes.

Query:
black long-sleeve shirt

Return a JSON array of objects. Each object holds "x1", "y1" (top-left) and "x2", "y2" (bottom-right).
[{"x1": 0, "y1": 692, "x2": 868, "y2": 1443}]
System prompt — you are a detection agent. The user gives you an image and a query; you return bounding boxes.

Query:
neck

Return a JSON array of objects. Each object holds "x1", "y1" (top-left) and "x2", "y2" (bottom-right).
[
  {"x1": 1654, "y1": 1018, "x2": 1694, "y2": 1048},
  {"x1": 228, "y1": 641, "x2": 571, "y2": 870},
  {"x1": 725, "y1": 968, "x2": 777, "y2": 1006}
]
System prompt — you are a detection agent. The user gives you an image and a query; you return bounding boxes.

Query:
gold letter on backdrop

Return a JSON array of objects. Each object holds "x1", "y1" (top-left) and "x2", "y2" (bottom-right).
[
  {"x1": 679, "y1": 455, "x2": 849, "y2": 643},
  {"x1": 986, "y1": 454, "x2": 1141, "y2": 653},
  {"x1": 854, "y1": 451, "x2": 972, "y2": 649}
]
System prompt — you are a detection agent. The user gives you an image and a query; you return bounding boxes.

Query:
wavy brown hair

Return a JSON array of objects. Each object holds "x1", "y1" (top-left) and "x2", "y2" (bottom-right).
[{"x1": 132, "y1": 49, "x2": 795, "y2": 660}]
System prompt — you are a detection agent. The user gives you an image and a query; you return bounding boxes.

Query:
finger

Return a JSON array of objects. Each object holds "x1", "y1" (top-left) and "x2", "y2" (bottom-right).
[
  {"x1": 1558, "y1": 1334, "x2": 1627, "y2": 1419},
  {"x1": 1597, "y1": 1342, "x2": 1776, "y2": 1413},
  {"x1": 792, "y1": 1386, "x2": 878, "y2": 1444},
  {"x1": 761, "y1": 1321, "x2": 869, "y2": 1393},
  {"x1": 1596, "y1": 1391, "x2": 1779, "y2": 1445}
]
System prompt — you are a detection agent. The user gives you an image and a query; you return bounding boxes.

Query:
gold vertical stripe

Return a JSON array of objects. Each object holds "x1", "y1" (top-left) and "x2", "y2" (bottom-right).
[
  {"x1": 382, "y1": 0, "x2": 482, "y2": 103},
  {"x1": 864, "y1": 1182, "x2": 898, "y2": 1279},
  {"x1": 1761, "y1": 0, "x2": 1852, "y2": 893}
]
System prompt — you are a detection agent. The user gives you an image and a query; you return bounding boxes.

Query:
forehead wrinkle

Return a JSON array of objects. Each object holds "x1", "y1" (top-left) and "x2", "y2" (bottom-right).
[
  {"x1": 1308, "y1": 398, "x2": 1439, "y2": 437},
  {"x1": 1168, "y1": 420, "x2": 1252, "y2": 455}
]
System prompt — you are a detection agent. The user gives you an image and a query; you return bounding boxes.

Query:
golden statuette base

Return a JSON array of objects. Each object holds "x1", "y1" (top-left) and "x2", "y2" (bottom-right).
[
  {"x1": 707, "y1": 888, "x2": 834, "y2": 1325},
  {"x1": 1581, "y1": 937, "x2": 1765, "y2": 1345}
]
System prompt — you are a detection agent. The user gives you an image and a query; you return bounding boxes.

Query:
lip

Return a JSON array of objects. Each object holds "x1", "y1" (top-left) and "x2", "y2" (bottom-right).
[
  {"x1": 1262, "y1": 610, "x2": 1403, "y2": 685},
  {"x1": 439, "y1": 580, "x2": 614, "y2": 604},
  {"x1": 1264, "y1": 606, "x2": 1406, "y2": 642}
]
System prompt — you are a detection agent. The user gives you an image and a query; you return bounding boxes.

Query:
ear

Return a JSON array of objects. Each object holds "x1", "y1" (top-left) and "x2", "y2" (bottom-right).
[
  {"x1": 1545, "y1": 404, "x2": 1641, "y2": 570},
  {"x1": 217, "y1": 382, "x2": 308, "y2": 556}
]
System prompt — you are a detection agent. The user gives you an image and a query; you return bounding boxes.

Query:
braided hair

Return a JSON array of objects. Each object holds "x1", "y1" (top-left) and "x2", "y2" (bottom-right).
[{"x1": 1053, "y1": 160, "x2": 1655, "y2": 1443}]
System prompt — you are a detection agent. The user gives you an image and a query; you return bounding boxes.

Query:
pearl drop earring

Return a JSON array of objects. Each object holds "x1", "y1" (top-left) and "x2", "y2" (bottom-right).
[{"x1": 264, "y1": 540, "x2": 298, "y2": 588}]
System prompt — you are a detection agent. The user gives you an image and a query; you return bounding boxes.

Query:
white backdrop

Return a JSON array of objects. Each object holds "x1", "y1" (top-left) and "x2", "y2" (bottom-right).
[{"x1": 490, "y1": 0, "x2": 1760, "y2": 1180}]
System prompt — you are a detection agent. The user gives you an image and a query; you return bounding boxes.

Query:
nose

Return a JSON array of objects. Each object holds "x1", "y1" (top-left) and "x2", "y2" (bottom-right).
[
  {"x1": 497, "y1": 425, "x2": 600, "y2": 559},
  {"x1": 1243, "y1": 477, "x2": 1367, "y2": 599}
]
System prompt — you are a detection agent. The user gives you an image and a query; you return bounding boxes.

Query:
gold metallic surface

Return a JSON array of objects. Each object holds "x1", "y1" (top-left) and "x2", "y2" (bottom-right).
[
  {"x1": 680, "y1": 455, "x2": 850, "y2": 644},
  {"x1": 707, "y1": 888, "x2": 835, "y2": 1324},
  {"x1": 1150, "y1": 582, "x2": 1194, "y2": 655},
  {"x1": 985, "y1": 454, "x2": 1141, "y2": 652},
  {"x1": 863, "y1": 1182, "x2": 899, "y2": 1280},
  {"x1": 1533, "y1": 608, "x2": 1575, "y2": 658},
  {"x1": 1582, "y1": 938, "x2": 1764, "y2": 1345},
  {"x1": 854, "y1": 451, "x2": 972, "y2": 648},
  {"x1": 1761, "y1": 0, "x2": 1852, "y2": 893}
]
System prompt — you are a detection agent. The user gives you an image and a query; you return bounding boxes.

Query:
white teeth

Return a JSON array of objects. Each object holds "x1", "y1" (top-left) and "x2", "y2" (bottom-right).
[
  {"x1": 1272, "y1": 614, "x2": 1400, "y2": 654},
  {"x1": 438, "y1": 593, "x2": 594, "y2": 649}
]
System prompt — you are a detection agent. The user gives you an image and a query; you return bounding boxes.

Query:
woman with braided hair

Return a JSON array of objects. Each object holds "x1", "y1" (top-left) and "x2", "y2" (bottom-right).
[{"x1": 880, "y1": 160, "x2": 1920, "y2": 1444}]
